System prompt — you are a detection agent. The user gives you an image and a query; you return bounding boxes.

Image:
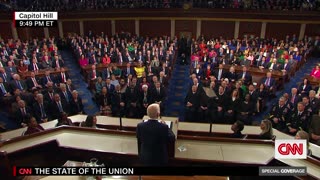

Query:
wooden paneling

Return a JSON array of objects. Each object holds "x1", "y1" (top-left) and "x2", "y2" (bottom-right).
[
  {"x1": 0, "y1": 22, "x2": 12, "y2": 40},
  {"x1": 48, "y1": 27, "x2": 59, "y2": 38},
  {"x1": 201, "y1": 21, "x2": 234, "y2": 39},
  {"x1": 62, "y1": 21, "x2": 80, "y2": 36},
  {"x1": 266, "y1": 23, "x2": 300, "y2": 40},
  {"x1": 305, "y1": 24, "x2": 320, "y2": 37},
  {"x1": 16, "y1": 28, "x2": 29, "y2": 40},
  {"x1": 175, "y1": 20, "x2": 197, "y2": 38},
  {"x1": 139, "y1": 20, "x2": 171, "y2": 37},
  {"x1": 83, "y1": 20, "x2": 111, "y2": 36},
  {"x1": 115, "y1": 20, "x2": 135, "y2": 35},
  {"x1": 239, "y1": 22, "x2": 261, "y2": 38},
  {"x1": 29, "y1": 28, "x2": 45, "y2": 39}
]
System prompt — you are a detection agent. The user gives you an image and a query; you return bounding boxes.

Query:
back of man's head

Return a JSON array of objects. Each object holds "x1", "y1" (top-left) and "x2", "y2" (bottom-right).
[{"x1": 147, "y1": 103, "x2": 160, "y2": 119}]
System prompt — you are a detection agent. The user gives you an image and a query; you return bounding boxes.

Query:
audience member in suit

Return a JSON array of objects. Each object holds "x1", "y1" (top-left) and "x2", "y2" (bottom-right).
[
  {"x1": 59, "y1": 83, "x2": 72, "y2": 104},
  {"x1": 15, "y1": 99, "x2": 33, "y2": 127},
  {"x1": 52, "y1": 55, "x2": 64, "y2": 69},
  {"x1": 139, "y1": 84, "x2": 153, "y2": 117},
  {"x1": 111, "y1": 85, "x2": 126, "y2": 117},
  {"x1": 219, "y1": 55, "x2": 230, "y2": 65},
  {"x1": 259, "y1": 119, "x2": 274, "y2": 140},
  {"x1": 158, "y1": 71, "x2": 168, "y2": 88},
  {"x1": 136, "y1": 103, "x2": 175, "y2": 166},
  {"x1": 42, "y1": 55, "x2": 52, "y2": 69},
  {"x1": 69, "y1": 90, "x2": 85, "y2": 115},
  {"x1": 41, "y1": 70, "x2": 56, "y2": 87},
  {"x1": 5, "y1": 61, "x2": 17, "y2": 76},
  {"x1": 159, "y1": 63, "x2": 169, "y2": 77},
  {"x1": 105, "y1": 78, "x2": 115, "y2": 94},
  {"x1": 151, "y1": 82, "x2": 166, "y2": 115},
  {"x1": 280, "y1": 59, "x2": 291, "y2": 72},
  {"x1": 66, "y1": 79, "x2": 75, "y2": 93},
  {"x1": 309, "y1": 90, "x2": 320, "y2": 115},
  {"x1": 0, "y1": 77, "x2": 12, "y2": 98},
  {"x1": 266, "y1": 58, "x2": 279, "y2": 70},
  {"x1": 237, "y1": 66, "x2": 252, "y2": 85},
  {"x1": 125, "y1": 83, "x2": 140, "y2": 118},
  {"x1": 49, "y1": 93, "x2": 69, "y2": 120},
  {"x1": 122, "y1": 63, "x2": 135, "y2": 78},
  {"x1": 102, "y1": 65, "x2": 113, "y2": 80},
  {"x1": 10, "y1": 74, "x2": 27, "y2": 92},
  {"x1": 239, "y1": 58, "x2": 251, "y2": 67},
  {"x1": 226, "y1": 66, "x2": 238, "y2": 83},
  {"x1": 32, "y1": 93, "x2": 50, "y2": 123},
  {"x1": 185, "y1": 85, "x2": 201, "y2": 122},
  {"x1": 26, "y1": 72, "x2": 42, "y2": 91},
  {"x1": 28, "y1": 58, "x2": 42, "y2": 71},
  {"x1": 289, "y1": 87, "x2": 300, "y2": 111},
  {"x1": 298, "y1": 78, "x2": 312, "y2": 97},
  {"x1": 257, "y1": 57, "x2": 268, "y2": 69},
  {"x1": 193, "y1": 64, "x2": 203, "y2": 80},
  {"x1": 0, "y1": 67, "x2": 11, "y2": 83},
  {"x1": 230, "y1": 120, "x2": 245, "y2": 138},
  {"x1": 203, "y1": 64, "x2": 214, "y2": 80},
  {"x1": 56, "y1": 67, "x2": 69, "y2": 84},
  {"x1": 261, "y1": 72, "x2": 276, "y2": 96},
  {"x1": 88, "y1": 64, "x2": 101, "y2": 81},
  {"x1": 89, "y1": 54, "x2": 98, "y2": 65},
  {"x1": 284, "y1": 102, "x2": 309, "y2": 135},
  {"x1": 214, "y1": 64, "x2": 226, "y2": 82}
]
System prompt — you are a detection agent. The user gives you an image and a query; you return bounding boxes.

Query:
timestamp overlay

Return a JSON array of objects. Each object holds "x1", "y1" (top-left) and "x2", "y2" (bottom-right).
[{"x1": 14, "y1": 12, "x2": 58, "y2": 28}]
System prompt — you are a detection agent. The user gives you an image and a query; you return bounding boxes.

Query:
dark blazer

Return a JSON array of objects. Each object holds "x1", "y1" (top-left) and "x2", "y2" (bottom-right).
[
  {"x1": 105, "y1": 83, "x2": 115, "y2": 93},
  {"x1": 0, "y1": 72, "x2": 11, "y2": 83},
  {"x1": 226, "y1": 72, "x2": 238, "y2": 82},
  {"x1": 69, "y1": 96, "x2": 85, "y2": 115},
  {"x1": 280, "y1": 63, "x2": 291, "y2": 71},
  {"x1": 59, "y1": 90, "x2": 72, "y2": 103},
  {"x1": 15, "y1": 106, "x2": 33, "y2": 125},
  {"x1": 26, "y1": 77, "x2": 41, "y2": 91},
  {"x1": 261, "y1": 77, "x2": 276, "y2": 89},
  {"x1": 237, "y1": 72, "x2": 252, "y2": 85},
  {"x1": 41, "y1": 75, "x2": 56, "y2": 86},
  {"x1": 10, "y1": 80, "x2": 27, "y2": 91},
  {"x1": 28, "y1": 63, "x2": 42, "y2": 71},
  {"x1": 213, "y1": 69, "x2": 226, "y2": 81},
  {"x1": 32, "y1": 101, "x2": 50, "y2": 122},
  {"x1": 56, "y1": 72, "x2": 70, "y2": 84},
  {"x1": 49, "y1": 100, "x2": 69, "y2": 119},
  {"x1": 193, "y1": 68, "x2": 203, "y2": 79},
  {"x1": 5, "y1": 66, "x2": 17, "y2": 75},
  {"x1": 0, "y1": 82, "x2": 11, "y2": 96},
  {"x1": 52, "y1": 60, "x2": 64, "y2": 69},
  {"x1": 298, "y1": 84, "x2": 312, "y2": 96},
  {"x1": 257, "y1": 61, "x2": 268, "y2": 68},
  {"x1": 136, "y1": 119, "x2": 175, "y2": 166},
  {"x1": 151, "y1": 87, "x2": 166, "y2": 103},
  {"x1": 122, "y1": 67, "x2": 135, "y2": 78},
  {"x1": 88, "y1": 70, "x2": 101, "y2": 80},
  {"x1": 266, "y1": 62, "x2": 279, "y2": 70}
]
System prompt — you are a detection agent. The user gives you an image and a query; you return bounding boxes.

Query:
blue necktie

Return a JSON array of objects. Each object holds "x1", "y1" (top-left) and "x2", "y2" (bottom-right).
[{"x1": 0, "y1": 83, "x2": 6, "y2": 94}]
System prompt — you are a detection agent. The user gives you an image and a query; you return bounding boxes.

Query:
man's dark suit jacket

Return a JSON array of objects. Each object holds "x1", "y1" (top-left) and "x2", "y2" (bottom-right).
[
  {"x1": 0, "y1": 82, "x2": 11, "y2": 96},
  {"x1": 32, "y1": 101, "x2": 50, "y2": 122},
  {"x1": 136, "y1": 119, "x2": 175, "y2": 166},
  {"x1": 52, "y1": 60, "x2": 64, "y2": 69},
  {"x1": 28, "y1": 63, "x2": 43, "y2": 71},
  {"x1": 237, "y1": 72, "x2": 252, "y2": 85},
  {"x1": 49, "y1": 100, "x2": 69, "y2": 119},
  {"x1": 122, "y1": 67, "x2": 135, "y2": 78},
  {"x1": 26, "y1": 77, "x2": 41, "y2": 90}
]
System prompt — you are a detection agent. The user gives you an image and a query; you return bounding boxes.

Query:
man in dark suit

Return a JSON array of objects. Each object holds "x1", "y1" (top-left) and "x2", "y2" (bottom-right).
[
  {"x1": 5, "y1": 61, "x2": 17, "y2": 76},
  {"x1": 285, "y1": 102, "x2": 310, "y2": 135},
  {"x1": 257, "y1": 57, "x2": 268, "y2": 69},
  {"x1": 214, "y1": 64, "x2": 226, "y2": 82},
  {"x1": 43, "y1": 82, "x2": 57, "y2": 103},
  {"x1": 49, "y1": 93, "x2": 69, "y2": 119},
  {"x1": 10, "y1": 74, "x2": 27, "y2": 92},
  {"x1": 56, "y1": 68, "x2": 70, "y2": 84},
  {"x1": 266, "y1": 58, "x2": 279, "y2": 70},
  {"x1": 122, "y1": 63, "x2": 135, "y2": 78},
  {"x1": 32, "y1": 93, "x2": 50, "y2": 123},
  {"x1": 0, "y1": 77, "x2": 11, "y2": 97},
  {"x1": 185, "y1": 85, "x2": 201, "y2": 122},
  {"x1": 237, "y1": 66, "x2": 252, "y2": 85},
  {"x1": 261, "y1": 72, "x2": 276, "y2": 96},
  {"x1": 111, "y1": 85, "x2": 126, "y2": 117},
  {"x1": 88, "y1": 64, "x2": 101, "y2": 81},
  {"x1": 89, "y1": 54, "x2": 98, "y2": 65},
  {"x1": 0, "y1": 67, "x2": 11, "y2": 83},
  {"x1": 41, "y1": 70, "x2": 56, "y2": 87},
  {"x1": 59, "y1": 83, "x2": 72, "y2": 104},
  {"x1": 193, "y1": 64, "x2": 203, "y2": 80},
  {"x1": 15, "y1": 99, "x2": 33, "y2": 127},
  {"x1": 28, "y1": 58, "x2": 42, "y2": 71},
  {"x1": 52, "y1": 55, "x2": 64, "y2": 69},
  {"x1": 151, "y1": 82, "x2": 166, "y2": 115},
  {"x1": 26, "y1": 72, "x2": 42, "y2": 91},
  {"x1": 105, "y1": 78, "x2": 115, "y2": 94},
  {"x1": 136, "y1": 103, "x2": 175, "y2": 166}
]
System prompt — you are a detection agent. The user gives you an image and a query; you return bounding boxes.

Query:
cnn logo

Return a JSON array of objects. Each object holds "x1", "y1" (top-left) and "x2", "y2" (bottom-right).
[{"x1": 275, "y1": 140, "x2": 307, "y2": 159}]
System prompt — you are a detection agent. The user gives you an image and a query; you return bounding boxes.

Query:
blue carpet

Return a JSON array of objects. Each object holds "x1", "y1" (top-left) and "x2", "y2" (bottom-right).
[
  {"x1": 61, "y1": 50, "x2": 100, "y2": 115},
  {"x1": 164, "y1": 59, "x2": 190, "y2": 121}
]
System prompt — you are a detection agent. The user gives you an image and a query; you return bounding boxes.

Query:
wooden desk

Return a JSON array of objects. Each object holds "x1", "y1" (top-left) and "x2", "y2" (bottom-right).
[
  {"x1": 305, "y1": 75, "x2": 319, "y2": 87},
  {"x1": 19, "y1": 68, "x2": 69, "y2": 79},
  {"x1": 80, "y1": 63, "x2": 137, "y2": 78}
]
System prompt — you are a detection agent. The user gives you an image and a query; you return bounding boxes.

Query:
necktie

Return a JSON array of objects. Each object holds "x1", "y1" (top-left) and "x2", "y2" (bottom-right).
[
  {"x1": 34, "y1": 63, "x2": 38, "y2": 71},
  {"x1": 218, "y1": 69, "x2": 222, "y2": 80},
  {"x1": 291, "y1": 95, "x2": 295, "y2": 104},
  {"x1": 265, "y1": 78, "x2": 270, "y2": 86},
  {"x1": 242, "y1": 72, "x2": 245, "y2": 79},
  {"x1": 56, "y1": 61, "x2": 60, "y2": 68},
  {"x1": 127, "y1": 68, "x2": 130, "y2": 75},
  {"x1": 22, "y1": 108, "x2": 26, "y2": 116},
  {"x1": 32, "y1": 78, "x2": 38, "y2": 86},
  {"x1": 0, "y1": 83, "x2": 6, "y2": 94},
  {"x1": 62, "y1": 73, "x2": 65, "y2": 83},
  {"x1": 64, "y1": 92, "x2": 69, "y2": 102},
  {"x1": 58, "y1": 101, "x2": 63, "y2": 112},
  {"x1": 40, "y1": 103, "x2": 46, "y2": 118},
  {"x1": 3, "y1": 73, "x2": 7, "y2": 82},
  {"x1": 47, "y1": 76, "x2": 52, "y2": 82},
  {"x1": 17, "y1": 81, "x2": 23, "y2": 90},
  {"x1": 49, "y1": 93, "x2": 53, "y2": 100},
  {"x1": 157, "y1": 88, "x2": 160, "y2": 94}
]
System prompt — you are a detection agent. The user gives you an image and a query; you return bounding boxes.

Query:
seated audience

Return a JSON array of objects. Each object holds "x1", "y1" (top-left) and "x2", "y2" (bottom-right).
[
  {"x1": 310, "y1": 65, "x2": 320, "y2": 78},
  {"x1": 259, "y1": 119, "x2": 273, "y2": 140}
]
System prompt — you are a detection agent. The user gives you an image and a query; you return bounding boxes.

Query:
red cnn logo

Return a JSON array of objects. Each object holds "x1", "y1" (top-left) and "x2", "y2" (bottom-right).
[
  {"x1": 275, "y1": 140, "x2": 307, "y2": 159},
  {"x1": 13, "y1": 167, "x2": 33, "y2": 176}
]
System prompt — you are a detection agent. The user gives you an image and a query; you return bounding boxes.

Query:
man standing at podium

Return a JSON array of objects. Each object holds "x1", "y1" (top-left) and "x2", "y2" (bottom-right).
[{"x1": 136, "y1": 103, "x2": 175, "y2": 166}]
